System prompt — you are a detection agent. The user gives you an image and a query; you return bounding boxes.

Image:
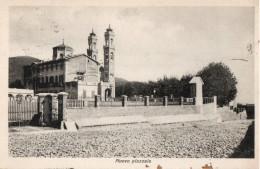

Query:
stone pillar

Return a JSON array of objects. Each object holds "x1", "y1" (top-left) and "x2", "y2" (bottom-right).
[
  {"x1": 163, "y1": 96, "x2": 168, "y2": 106},
  {"x1": 95, "y1": 95, "x2": 100, "y2": 107},
  {"x1": 58, "y1": 92, "x2": 68, "y2": 122},
  {"x1": 36, "y1": 93, "x2": 46, "y2": 125},
  {"x1": 189, "y1": 77, "x2": 204, "y2": 106},
  {"x1": 144, "y1": 96, "x2": 149, "y2": 106},
  {"x1": 50, "y1": 94, "x2": 58, "y2": 123},
  {"x1": 122, "y1": 95, "x2": 128, "y2": 107},
  {"x1": 180, "y1": 97, "x2": 184, "y2": 106},
  {"x1": 213, "y1": 96, "x2": 217, "y2": 113}
]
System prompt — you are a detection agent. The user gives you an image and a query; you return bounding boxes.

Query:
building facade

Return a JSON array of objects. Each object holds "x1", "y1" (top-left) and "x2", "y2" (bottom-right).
[{"x1": 24, "y1": 26, "x2": 115, "y2": 100}]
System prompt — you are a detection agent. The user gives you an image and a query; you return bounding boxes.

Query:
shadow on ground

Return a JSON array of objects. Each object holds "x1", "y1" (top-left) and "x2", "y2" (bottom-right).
[{"x1": 230, "y1": 121, "x2": 254, "y2": 158}]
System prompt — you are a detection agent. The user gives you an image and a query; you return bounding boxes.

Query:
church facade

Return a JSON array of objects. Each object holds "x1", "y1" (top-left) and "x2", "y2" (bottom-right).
[{"x1": 23, "y1": 26, "x2": 115, "y2": 101}]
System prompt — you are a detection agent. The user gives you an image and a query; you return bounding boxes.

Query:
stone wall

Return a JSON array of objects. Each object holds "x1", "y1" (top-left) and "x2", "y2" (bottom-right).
[{"x1": 67, "y1": 105, "x2": 198, "y2": 120}]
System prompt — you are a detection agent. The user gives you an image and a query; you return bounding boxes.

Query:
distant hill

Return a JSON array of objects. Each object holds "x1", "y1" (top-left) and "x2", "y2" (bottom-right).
[
  {"x1": 9, "y1": 56, "x2": 41, "y2": 88},
  {"x1": 115, "y1": 77, "x2": 129, "y2": 86}
]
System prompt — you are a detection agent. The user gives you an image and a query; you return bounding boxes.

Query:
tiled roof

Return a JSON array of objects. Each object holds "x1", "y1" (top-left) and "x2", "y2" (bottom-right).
[
  {"x1": 53, "y1": 44, "x2": 73, "y2": 50},
  {"x1": 65, "y1": 53, "x2": 100, "y2": 64},
  {"x1": 189, "y1": 76, "x2": 204, "y2": 84}
]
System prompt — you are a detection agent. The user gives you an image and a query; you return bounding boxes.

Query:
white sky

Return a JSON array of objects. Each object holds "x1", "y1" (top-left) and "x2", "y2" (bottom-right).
[{"x1": 9, "y1": 6, "x2": 255, "y2": 103}]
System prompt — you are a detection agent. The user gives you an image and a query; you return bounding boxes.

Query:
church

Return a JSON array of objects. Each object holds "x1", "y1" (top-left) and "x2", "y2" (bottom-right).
[{"x1": 23, "y1": 25, "x2": 115, "y2": 101}]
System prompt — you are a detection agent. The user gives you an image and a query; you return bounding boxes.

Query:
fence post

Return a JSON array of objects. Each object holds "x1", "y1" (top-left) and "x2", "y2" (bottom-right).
[
  {"x1": 122, "y1": 95, "x2": 128, "y2": 107},
  {"x1": 95, "y1": 95, "x2": 100, "y2": 108},
  {"x1": 144, "y1": 96, "x2": 149, "y2": 106},
  {"x1": 213, "y1": 96, "x2": 217, "y2": 113},
  {"x1": 193, "y1": 97, "x2": 196, "y2": 105},
  {"x1": 163, "y1": 96, "x2": 168, "y2": 106},
  {"x1": 180, "y1": 97, "x2": 183, "y2": 106},
  {"x1": 58, "y1": 92, "x2": 68, "y2": 124}
]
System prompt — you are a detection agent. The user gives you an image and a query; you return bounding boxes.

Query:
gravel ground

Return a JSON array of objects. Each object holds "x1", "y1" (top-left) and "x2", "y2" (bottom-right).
[{"x1": 9, "y1": 120, "x2": 253, "y2": 158}]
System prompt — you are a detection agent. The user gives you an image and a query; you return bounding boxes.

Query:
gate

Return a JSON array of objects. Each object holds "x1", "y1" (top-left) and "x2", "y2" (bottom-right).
[{"x1": 8, "y1": 99, "x2": 38, "y2": 122}]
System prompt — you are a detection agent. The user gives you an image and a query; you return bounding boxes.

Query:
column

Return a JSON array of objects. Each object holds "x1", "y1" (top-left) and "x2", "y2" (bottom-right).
[
  {"x1": 122, "y1": 95, "x2": 128, "y2": 107},
  {"x1": 58, "y1": 92, "x2": 68, "y2": 122},
  {"x1": 36, "y1": 93, "x2": 47, "y2": 125},
  {"x1": 95, "y1": 95, "x2": 100, "y2": 107},
  {"x1": 180, "y1": 97, "x2": 184, "y2": 106},
  {"x1": 213, "y1": 96, "x2": 217, "y2": 113},
  {"x1": 163, "y1": 96, "x2": 168, "y2": 106},
  {"x1": 144, "y1": 96, "x2": 149, "y2": 106}
]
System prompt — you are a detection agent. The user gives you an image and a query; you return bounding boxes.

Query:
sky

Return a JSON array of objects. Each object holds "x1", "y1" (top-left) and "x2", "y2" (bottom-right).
[{"x1": 9, "y1": 6, "x2": 255, "y2": 103}]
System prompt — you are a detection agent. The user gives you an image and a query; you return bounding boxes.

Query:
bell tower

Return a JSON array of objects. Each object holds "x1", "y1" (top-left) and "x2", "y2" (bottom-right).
[
  {"x1": 103, "y1": 24, "x2": 115, "y2": 83},
  {"x1": 87, "y1": 29, "x2": 98, "y2": 60}
]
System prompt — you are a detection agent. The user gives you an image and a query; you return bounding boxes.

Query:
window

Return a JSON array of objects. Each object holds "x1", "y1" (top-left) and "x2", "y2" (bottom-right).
[
  {"x1": 59, "y1": 75, "x2": 64, "y2": 83},
  {"x1": 46, "y1": 65, "x2": 48, "y2": 71},
  {"x1": 111, "y1": 38, "x2": 113, "y2": 46},
  {"x1": 93, "y1": 42, "x2": 96, "y2": 49},
  {"x1": 106, "y1": 53, "x2": 109, "y2": 62},
  {"x1": 50, "y1": 76, "x2": 54, "y2": 83},
  {"x1": 60, "y1": 63, "x2": 63, "y2": 70},
  {"x1": 51, "y1": 64, "x2": 53, "y2": 71},
  {"x1": 60, "y1": 53, "x2": 64, "y2": 59},
  {"x1": 42, "y1": 77, "x2": 44, "y2": 83},
  {"x1": 41, "y1": 66, "x2": 44, "y2": 72},
  {"x1": 46, "y1": 76, "x2": 49, "y2": 83},
  {"x1": 110, "y1": 52, "x2": 114, "y2": 61},
  {"x1": 55, "y1": 76, "x2": 58, "y2": 83},
  {"x1": 56, "y1": 63, "x2": 58, "y2": 70}
]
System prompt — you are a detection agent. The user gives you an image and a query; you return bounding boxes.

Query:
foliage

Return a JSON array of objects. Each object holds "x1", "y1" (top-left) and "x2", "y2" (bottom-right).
[
  {"x1": 197, "y1": 62, "x2": 237, "y2": 106},
  {"x1": 9, "y1": 80, "x2": 24, "y2": 89}
]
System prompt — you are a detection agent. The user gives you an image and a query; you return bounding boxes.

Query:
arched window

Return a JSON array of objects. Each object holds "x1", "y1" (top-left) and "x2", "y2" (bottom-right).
[
  {"x1": 111, "y1": 38, "x2": 113, "y2": 46},
  {"x1": 93, "y1": 42, "x2": 96, "y2": 49},
  {"x1": 106, "y1": 53, "x2": 109, "y2": 62},
  {"x1": 110, "y1": 52, "x2": 114, "y2": 60}
]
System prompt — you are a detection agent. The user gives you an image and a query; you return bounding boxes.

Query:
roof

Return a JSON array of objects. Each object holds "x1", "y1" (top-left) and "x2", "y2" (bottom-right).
[
  {"x1": 53, "y1": 44, "x2": 73, "y2": 50},
  {"x1": 189, "y1": 76, "x2": 204, "y2": 84},
  {"x1": 65, "y1": 53, "x2": 100, "y2": 64}
]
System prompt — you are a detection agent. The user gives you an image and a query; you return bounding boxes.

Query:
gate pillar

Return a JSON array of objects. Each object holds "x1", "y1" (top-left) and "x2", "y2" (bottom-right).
[{"x1": 58, "y1": 92, "x2": 68, "y2": 123}]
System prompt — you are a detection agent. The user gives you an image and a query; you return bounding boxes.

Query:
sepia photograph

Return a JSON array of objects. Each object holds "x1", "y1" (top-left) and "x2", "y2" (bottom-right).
[{"x1": 0, "y1": 1, "x2": 258, "y2": 169}]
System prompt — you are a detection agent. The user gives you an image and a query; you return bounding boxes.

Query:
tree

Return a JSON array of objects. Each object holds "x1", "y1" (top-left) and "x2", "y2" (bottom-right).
[
  {"x1": 9, "y1": 80, "x2": 24, "y2": 89},
  {"x1": 178, "y1": 74, "x2": 193, "y2": 97},
  {"x1": 197, "y1": 62, "x2": 237, "y2": 106}
]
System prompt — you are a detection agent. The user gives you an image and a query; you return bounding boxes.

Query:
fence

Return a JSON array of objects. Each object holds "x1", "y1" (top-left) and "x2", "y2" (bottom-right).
[
  {"x1": 90, "y1": 97, "x2": 196, "y2": 107},
  {"x1": 67, "y1": 99, "x2": 87, "y2": 109},
  {"x1": 168, "y1": 98, "x2": 181, "y2": 105},
  {"x1": 183, "y1": 97, "x2": 194, "y2": 105},
  {"x1": 8, "y1": 99, "x2": 38, "y2": 122},
  {"x1": 203, "y1": 97, "x2": 214, "y2": 104}
]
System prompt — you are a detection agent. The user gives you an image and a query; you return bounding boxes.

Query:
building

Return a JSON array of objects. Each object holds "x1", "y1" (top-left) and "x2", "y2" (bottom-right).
[{"x1": 24, "y1": 26, "x2": 115, "y2": 100}]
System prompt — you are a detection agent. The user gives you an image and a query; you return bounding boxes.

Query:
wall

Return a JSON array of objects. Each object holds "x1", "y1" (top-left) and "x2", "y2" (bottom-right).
[
  {"x1": 65, "y1": 55, "x2": 86, "y2": 82},
  {"x1": 77, "y1": 84, "x2": 97, "y2": 99},
  {"x1": 65, "y1": 82, "x2": 78, "y2": 99},
  {"x1": 202, "y1": 102, "x2": 215, "y2": 114},
  {"x1": 86, "y1": 58, "x2": 99, "y2": 85}
]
